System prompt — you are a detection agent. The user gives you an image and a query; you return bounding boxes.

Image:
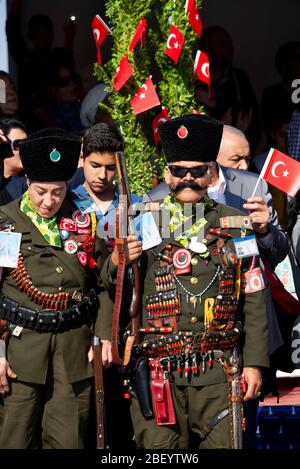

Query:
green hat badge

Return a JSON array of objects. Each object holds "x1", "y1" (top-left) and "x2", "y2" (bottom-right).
[{"x1": 50, "y1": 148, "x2": 61, "y2": 162}]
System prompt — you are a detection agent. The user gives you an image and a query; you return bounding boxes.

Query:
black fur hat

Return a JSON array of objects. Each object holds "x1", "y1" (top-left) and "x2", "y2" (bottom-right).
[
  {"x1": 19, "y1": 128, "x2": 81, "y2": 181},
  {"x1": 158, "y1": 114, "x2": 224, "y2": 163}
]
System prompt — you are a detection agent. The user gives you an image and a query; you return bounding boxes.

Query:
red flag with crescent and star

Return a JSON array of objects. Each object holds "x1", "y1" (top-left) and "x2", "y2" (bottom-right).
[
  {"x1": 185, "y1": 0, "x2": 203, "y2": 38},
  {"x1": 194, "y1": 50, "x2": 210, "y2": 93},
  {"x1": 128, "y1": 18, "x2": 147, "y2": 52},
  {"x1": 92, "y1": 15, "x2": 112, "y2": 65},
  {"x1": 260, "y1": 148, "x2": 300, "y2": 197},
  {"x1": 113, "y1": 55, "x2": 134, "y2": 91},
  {"x1": 165, "y1": 24, "x2": 184, "y2": 65},
  {"x1": 130, "y1": 77, "x2": 161, "y2": 115},
  {"x1": 153, "y1": 107, "x2": 170, "y2": 145}
]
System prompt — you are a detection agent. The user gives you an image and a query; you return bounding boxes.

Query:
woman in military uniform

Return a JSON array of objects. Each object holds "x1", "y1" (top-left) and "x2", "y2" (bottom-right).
[{"x1": 0, "y1": 128, "x2": 110, "y2": 448}]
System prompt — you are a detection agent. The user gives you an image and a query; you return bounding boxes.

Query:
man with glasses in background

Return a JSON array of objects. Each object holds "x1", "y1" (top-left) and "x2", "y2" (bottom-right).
[{"x1": 0, "y1": 118, "x2": 27, "y2": 205}]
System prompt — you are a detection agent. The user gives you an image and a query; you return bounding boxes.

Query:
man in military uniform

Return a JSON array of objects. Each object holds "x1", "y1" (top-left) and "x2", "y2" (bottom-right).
[
  {"x1": 0, "y1": 128, "x2": 110, "y2": 448},
  {"x1": 102, "y1": 114, "x2": 269, "y2": 449}
]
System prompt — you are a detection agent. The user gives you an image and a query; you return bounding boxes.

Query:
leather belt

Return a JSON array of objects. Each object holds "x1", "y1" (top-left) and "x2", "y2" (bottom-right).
[{"x1": 0, "y1": 290, "x2": 98, "y2": 333}]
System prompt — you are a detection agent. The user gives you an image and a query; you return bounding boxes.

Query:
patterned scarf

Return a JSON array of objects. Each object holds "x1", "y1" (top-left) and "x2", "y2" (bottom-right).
[
  {"x1": 162, "y1": 193, "x2": 213, "y2": 249},
  {"x1": 20, "y1": 191, "x2": 62, "y2": 247}
]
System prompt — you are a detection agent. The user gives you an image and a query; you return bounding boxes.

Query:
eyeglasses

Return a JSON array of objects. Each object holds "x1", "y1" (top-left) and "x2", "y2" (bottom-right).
[
  {"x1": 169, "y1": 165, "x2": 209, "y2": 178},
  {"x1": 56, "y1": 74, "x2": 79, "y2": 88},
  {"x1": 10, "y1": 139, "x2": 25, "y2": 151}
]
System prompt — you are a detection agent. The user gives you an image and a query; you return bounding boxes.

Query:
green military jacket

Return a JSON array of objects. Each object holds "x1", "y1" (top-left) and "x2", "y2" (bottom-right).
[
  {"x1": 0, "y1": 195, "x2": 111, "y2": 384},
  {"x1": 102, "y1": 199, "x2": 269, "y2": 386}
]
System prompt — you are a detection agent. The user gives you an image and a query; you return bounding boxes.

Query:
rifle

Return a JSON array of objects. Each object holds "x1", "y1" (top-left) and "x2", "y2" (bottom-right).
[
  {"x1": 111, "y1": 151, "x2": 141, "y2": 366},
  {"x1": 92, "y1": 335, "x2": 107, "y2": 449},
  {"x1": 224, "y1": 352, "x2": 246, "y2": 449}
]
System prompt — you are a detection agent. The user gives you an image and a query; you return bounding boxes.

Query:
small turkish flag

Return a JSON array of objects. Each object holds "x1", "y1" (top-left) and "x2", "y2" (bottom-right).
[
  {"x1": 129, "y1": 18, "x2": 147, "y2": 52},
  {"x1": 194, "y1": 50, "x2": 210, "y2": 92},
  {"x1": 185, "y1": 0, "x2": 203, "y2": 38},
  {"x1": 153, "y1": 107, "x2": 170, "y2": 145},
  {"x1": 165, "y1": 24, "x2": 184, "y2": 65},
  {"x1": 92, "y1": 15, "x2": 112, "y2": 65},
  {"x1": 113, "y1": 55, "x2": 134, "y2": 91},
  {"x1": 131, "y1": 77, "x2": 160, "y2": 115},
  {"x1": 259, "y1": 148, "x2": 300, "y2": 197}
]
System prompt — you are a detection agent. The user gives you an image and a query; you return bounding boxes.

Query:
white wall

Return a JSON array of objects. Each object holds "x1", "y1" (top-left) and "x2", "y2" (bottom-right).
[{"x1": 0, "y1": 0, "x2": 8, "y2": 72}]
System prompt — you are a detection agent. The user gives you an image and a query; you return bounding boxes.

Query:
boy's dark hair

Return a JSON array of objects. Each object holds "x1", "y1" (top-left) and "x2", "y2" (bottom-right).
[
  {"x1": 0, "y1": 118, "x2": 27, "y2": 135},
  {"x1": 82, "y1": 122, "x2": 124, "y2": 158}
]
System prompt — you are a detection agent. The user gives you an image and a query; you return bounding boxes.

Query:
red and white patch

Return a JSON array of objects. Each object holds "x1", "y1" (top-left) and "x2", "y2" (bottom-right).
[
  {"x1": 59, "y1": 218, "x2": 77, "y2": 232},
  {"x1": 72, "y1": 210, "x2": 82, "y2": 221},
  {"x1": 64, "y1": 239, "x2": 78, "y2": 255},
  {"x1": 77, "y1": 251, "x2": 88, "y2": 266},
  {"x1": 241, "y1": 267, "x2": 265, "y2": 294},
  {"x1": 173, "y1": 248, "x2": 191, "y2": 270},
  {"x1": 177, "y1": 125, "x2": 188, "y2": 139},
  {"x1": 75, "y1": 213, "x2": 91, "y2": 229},
  {"x1": 77, "y1": 228, "x2": 92, "y2": 235}
]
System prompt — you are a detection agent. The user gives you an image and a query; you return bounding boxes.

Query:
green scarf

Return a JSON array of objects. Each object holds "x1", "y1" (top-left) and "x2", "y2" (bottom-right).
[
  {"x1": 162, "y1": 193, "x2": 213, "y2": 250},
  {"x1": 20, "y1": 191, "x2": 62, "y2": 247}
]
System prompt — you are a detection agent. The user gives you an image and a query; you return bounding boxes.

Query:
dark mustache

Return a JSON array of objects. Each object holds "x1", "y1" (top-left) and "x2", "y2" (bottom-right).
[{"x1": 172, "y1": 181, "x2": 208, "y2": 192}]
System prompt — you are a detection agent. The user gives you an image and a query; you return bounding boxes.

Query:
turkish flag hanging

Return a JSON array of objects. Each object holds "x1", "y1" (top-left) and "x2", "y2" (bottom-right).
[
  {"x1": 194, "y1": 50, "x2": 210, "y2": 92},
  {"x1": 92, "y1": 15, "x2": 112, "y2": 65},
  {"x1": 153, "y1": 107, "x2": 170, "y2": 145},
  {"x1": 128, "y1": 18, "x2": 147, "y2": 52},
  {"x1": 185, "y1": 0, "x2": 203, "y2": 38},
  {"x1": 113, "y1": 55, "x2": 134, "y2": 91},
  {"x1": 165, "y1": 24, "x2": 184, "y2": 65},
  {"x1": 259, "y1": 148, "x2": 300, "y2": 197},
  {"x1": 130, "y1": 77, "x2": 161, "y2": 115}
]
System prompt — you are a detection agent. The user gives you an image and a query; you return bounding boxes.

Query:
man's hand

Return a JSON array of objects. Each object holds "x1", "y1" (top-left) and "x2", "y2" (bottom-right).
[
  {"x1": 111, "y1": 235, "x2": 142, "y2": 267},
  {"x1": 0, "y1": 357, "x2": 17, "y2": 395},
  {"x1": 242, "y1": 367, "x2": 262, "y2": 401},
  {"x1": 0, "y1": 130, "x2": 8, "y2": 144},
  {"x1": 87, "y1": 340, "x2": 112, "y2": 369},
  {"x1": 243, "y1": 197, "x2": 269, "y2": 234}
]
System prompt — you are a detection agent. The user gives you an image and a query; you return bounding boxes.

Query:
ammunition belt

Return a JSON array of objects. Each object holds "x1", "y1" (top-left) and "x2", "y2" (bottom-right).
[
  {"x1": 137, "y1": 325, "x2": 242, "y2": 359},
  {"x1": 0, "y1": 290, "x2": 97, "y2": 333}
]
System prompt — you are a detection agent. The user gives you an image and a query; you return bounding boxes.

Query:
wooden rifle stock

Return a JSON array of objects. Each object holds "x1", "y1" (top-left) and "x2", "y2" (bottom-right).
[
  {"x1": 92, "y1": 336, "x2": 107, "y2": 449},
  {"x1": 111, "y1": 152, "x2": 142, "y2": 366}
]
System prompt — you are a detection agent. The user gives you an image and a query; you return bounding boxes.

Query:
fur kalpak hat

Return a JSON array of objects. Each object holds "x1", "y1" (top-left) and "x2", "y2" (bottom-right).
[
  {"x1": 158, "y1": 114, "x2": 224, "y2": 163},
  {"x1": 19, "y1": 128, "x2": 81, "y2": 181}
]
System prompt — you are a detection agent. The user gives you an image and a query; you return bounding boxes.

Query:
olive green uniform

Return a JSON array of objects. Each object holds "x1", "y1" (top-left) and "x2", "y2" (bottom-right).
[
  {"x1": 102, "y1": 201, "x2": 269, "y2": 449},
  {"x1": 0, "y1": 196, "x2": 110, "y2": 448}
]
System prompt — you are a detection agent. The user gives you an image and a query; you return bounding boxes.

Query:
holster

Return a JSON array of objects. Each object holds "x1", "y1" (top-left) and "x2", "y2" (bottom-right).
[
  {"x1": 149, "y1": 359, "x2": 176, "y2": 426},
  {"x1": 135, "y1": 357, "x2": 153, "y2": 418}
]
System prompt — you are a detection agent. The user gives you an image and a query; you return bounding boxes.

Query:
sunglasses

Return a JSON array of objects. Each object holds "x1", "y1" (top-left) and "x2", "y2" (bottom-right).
[
  {"x1": 10, "y1": 139, "x2": 25, "y2": 151},
  {"x1": 169, "y1": 165, "x2": 209, "y2": 178}
]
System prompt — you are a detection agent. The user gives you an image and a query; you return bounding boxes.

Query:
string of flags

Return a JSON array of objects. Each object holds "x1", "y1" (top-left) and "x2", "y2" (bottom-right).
[{"x1": 92, "y1": 3, "x2": 209, "y2": 143}]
